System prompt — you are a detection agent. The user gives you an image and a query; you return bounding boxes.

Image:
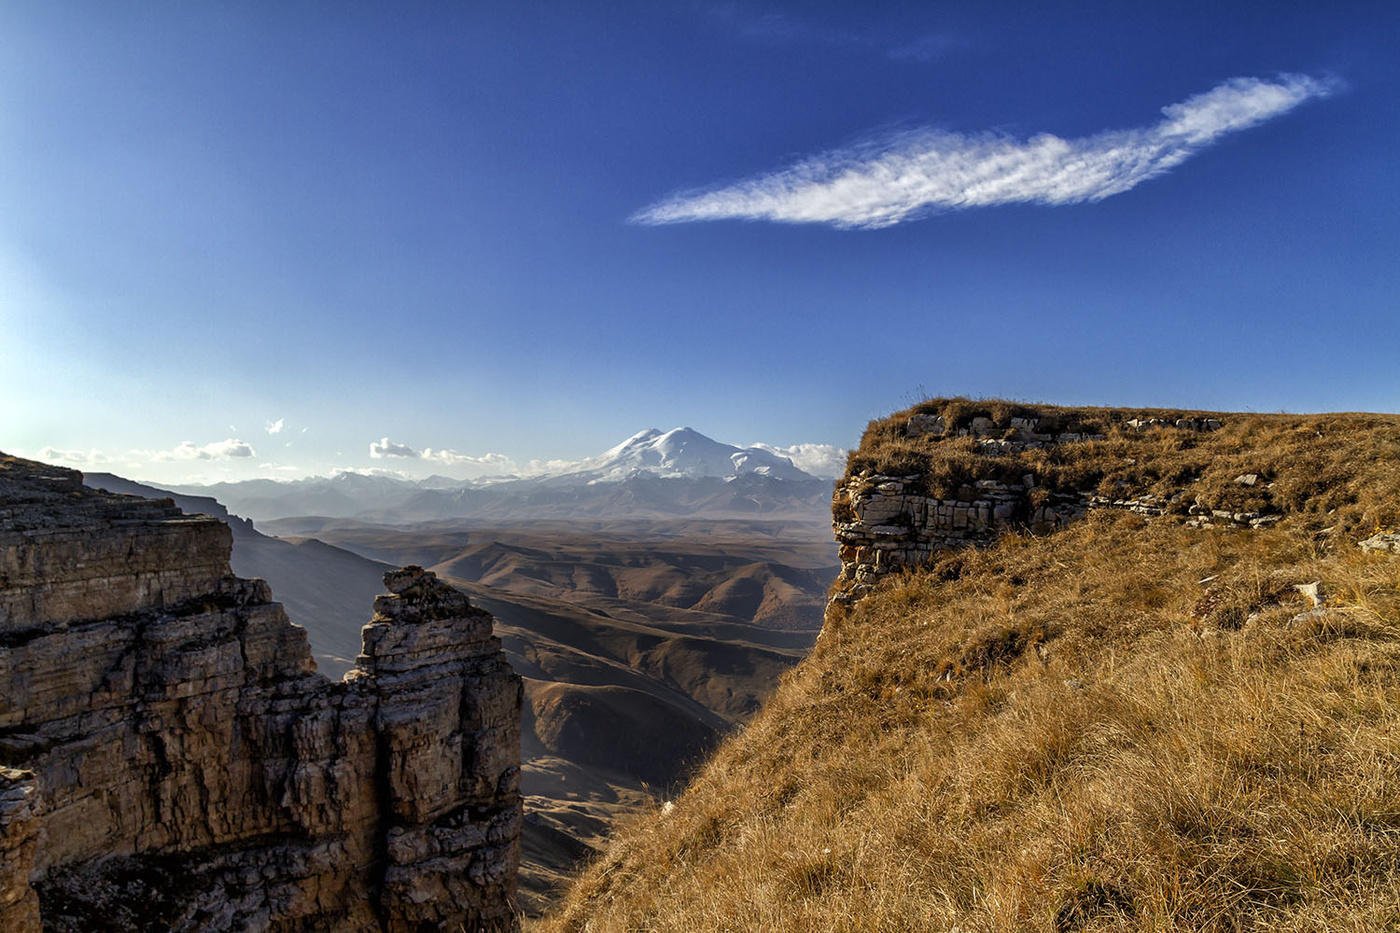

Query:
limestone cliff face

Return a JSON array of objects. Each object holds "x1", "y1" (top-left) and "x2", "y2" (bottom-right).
[{"x1": 0, "y1": 454, "x2": 521, "y2": 931}]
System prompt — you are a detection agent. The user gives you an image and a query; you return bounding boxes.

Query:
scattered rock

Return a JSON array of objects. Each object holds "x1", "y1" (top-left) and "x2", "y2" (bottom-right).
[
  {"x1": 1360, "y1": 532, "x2": 1400, "y2": 554},
  {"x1": 1294, "y1": 582, "x2": 1324, "y2": 608}
]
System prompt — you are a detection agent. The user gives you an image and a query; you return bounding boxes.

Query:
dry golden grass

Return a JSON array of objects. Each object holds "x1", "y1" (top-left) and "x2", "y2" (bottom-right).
[{"x1": 544, "y1": 512, "x2": 1400, "y2": 931}]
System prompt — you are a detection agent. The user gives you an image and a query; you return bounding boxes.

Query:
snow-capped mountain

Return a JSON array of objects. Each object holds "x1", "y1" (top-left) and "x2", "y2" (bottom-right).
[
  {"x1": 548, "y1": 427, "x2": 815, "y2": 483},
  {"x1": 169, "y1": 427, "x2": 830, "y2": 522}
]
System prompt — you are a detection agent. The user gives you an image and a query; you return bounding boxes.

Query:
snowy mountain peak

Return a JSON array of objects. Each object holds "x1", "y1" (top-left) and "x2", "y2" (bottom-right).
[
  {"x1": 603, "y1": 428, "x2": 664, "y2": 459},
  {"x1": 568, "y1": 427, "x2": 815, "y2": 483}
]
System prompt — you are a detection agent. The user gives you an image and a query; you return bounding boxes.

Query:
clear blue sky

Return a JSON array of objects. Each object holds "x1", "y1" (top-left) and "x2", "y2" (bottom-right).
[{"x1": 3, "y1": 2, "x2": 1397, "y2": 482}]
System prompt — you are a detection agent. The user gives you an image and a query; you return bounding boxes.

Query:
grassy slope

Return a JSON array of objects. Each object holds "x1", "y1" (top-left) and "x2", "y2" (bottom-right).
[{"x1": 545, "y1": 405, "x2": 1400, "y2": 932}]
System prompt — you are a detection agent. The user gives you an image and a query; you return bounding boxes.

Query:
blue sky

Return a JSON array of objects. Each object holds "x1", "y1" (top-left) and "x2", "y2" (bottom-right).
[{"x1": 3, "y1": 2, "x2": 1397, "y2": 482}]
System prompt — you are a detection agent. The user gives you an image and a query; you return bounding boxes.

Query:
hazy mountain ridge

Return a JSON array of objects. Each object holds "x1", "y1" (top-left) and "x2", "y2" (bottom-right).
[{"x1": 168, "y1": 427, "x2": 836, "y2": 523}]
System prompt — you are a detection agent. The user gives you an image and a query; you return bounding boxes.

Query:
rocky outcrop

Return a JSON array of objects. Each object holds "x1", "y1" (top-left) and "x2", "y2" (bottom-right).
[
  {"x1": 0, "y1": 454, "x2": 521, "y2": 931},
  {"x1": 832, "y1": 407, "x2": 1263, "y2": 604},
  {"x1": 833, "y1": 472, "x2": 1083, "y2": 601}
]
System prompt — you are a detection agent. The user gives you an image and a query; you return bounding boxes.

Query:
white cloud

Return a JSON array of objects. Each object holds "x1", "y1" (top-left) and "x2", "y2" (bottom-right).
[
  {"x1": 265, "y1": 418, "x2": 285, "y2": 435},
  {"x1": 367, "y1": 439, "x2": 520, "y2": 477},
  {"x1": 151, "y1": 438, "x2": 256, "y2": 461},
  {"x1": 31, "y1": 439, "x2": 254, "y2": 469},
  {"x1": 421, "y1": 448, "x2": 516, "y2": 471},
  {"x1": 369, "y1": 437, "x2": 418, "y2": 459},
  {"x1": 522, "y1": 457, "x2": 588, "y2": 477},
  {"x1": 36, "y1": 446, "x2": 111, "y2": 466},
  {"x1": 633, "y1": 74, "x2": 1338, "y2": 229},
  {"x1": 751, "y1": 442, "x2": 848, "y2": 478}
]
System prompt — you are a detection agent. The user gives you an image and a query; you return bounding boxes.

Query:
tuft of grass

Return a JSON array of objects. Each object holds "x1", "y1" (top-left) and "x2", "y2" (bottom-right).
[{"x1": 542, "y1": 513, "x2": 1400, "y2": 931}]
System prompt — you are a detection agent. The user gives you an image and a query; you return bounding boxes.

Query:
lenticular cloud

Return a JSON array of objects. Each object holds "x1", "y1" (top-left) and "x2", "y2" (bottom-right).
[{"x1": 633, "y1": 74, "x2": 1337, "y2": 229}]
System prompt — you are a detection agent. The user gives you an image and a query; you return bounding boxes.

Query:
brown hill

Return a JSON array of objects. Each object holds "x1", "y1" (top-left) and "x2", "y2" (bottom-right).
[{"x1": 263, "y1": 517, "x2": 837, "y2": 633}]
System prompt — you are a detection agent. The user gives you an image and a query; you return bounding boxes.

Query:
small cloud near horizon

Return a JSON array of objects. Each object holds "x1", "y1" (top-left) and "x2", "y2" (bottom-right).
[
  {"x1": 751, "y1": 442, "x2": 848, "y2": 478},
  {"x1": 422, "y1": 448, "x2": 517, "y2": 472},
  {"x1": 265, "y1": 418, "x2": 285, "y2": 435},
  {"x1": 368, "y1": 437, "x2": 418, "y2": 459},
  {"x1": 368, "y1": 437, "x2": 521, "y2": 476},
  {"x1": 633, "y1": 73, "x2": 1339, "y2": 229},
  {"x1": 32, "y1": 438, "x2": 255, "y2": 469},
  {"x1": 36, "y1": 446, "x2": 111, "y2": 466},
  {"x1": 152, "y1": 439, "x2": 256, "y2": 461}
]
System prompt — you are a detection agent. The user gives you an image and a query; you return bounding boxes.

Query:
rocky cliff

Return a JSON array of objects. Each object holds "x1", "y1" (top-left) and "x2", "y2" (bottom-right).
[
  {"x1": 0, "y1": 453, "x2": 522, "y2": 931},
  {"x1": 831, "y1": 399, "x2": 1393, "y2": 604},
  {"x1": 545, "y1": 400, "x2": 1400, "y2": 931}
]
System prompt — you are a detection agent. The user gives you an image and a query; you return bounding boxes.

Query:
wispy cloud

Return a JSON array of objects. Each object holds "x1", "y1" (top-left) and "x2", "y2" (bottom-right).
[
  {"x1": 634, "y1": 74, "x2": 1338, "y2": 229},
  {"x1": 265, "y1": 418, "x2": 285, "y2": 435}
]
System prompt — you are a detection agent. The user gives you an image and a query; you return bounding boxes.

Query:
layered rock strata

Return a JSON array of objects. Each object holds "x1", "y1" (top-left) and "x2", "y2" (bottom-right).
[
  {"x1": 0, "y1": 454, "x2": 521, "y2": 931},
  {"x1": 833, "y1": 411, "x2": 1247, "y2": 603}
]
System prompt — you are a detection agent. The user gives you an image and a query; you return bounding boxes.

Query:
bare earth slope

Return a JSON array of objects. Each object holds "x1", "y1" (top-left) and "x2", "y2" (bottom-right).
[
  {"x1": 262, "y1": 517, "x2": 836, "y2": 634},
  {"x1": 547, "y1": 402, "x2": 1400, "y2": 932}
]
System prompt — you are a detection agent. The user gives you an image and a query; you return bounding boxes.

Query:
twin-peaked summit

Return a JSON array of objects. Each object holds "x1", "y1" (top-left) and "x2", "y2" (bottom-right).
[{"x1": 558, "y1": 426, "x2": 815, "y2": 483}]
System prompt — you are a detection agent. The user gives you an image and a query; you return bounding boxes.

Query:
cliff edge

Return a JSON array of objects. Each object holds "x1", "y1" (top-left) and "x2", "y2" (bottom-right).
[
  {"x1": 833, "y1": 398, "x2": 1400, "y2": 602},
  {"x1": 547, "y1": 401, "x2": 1400, "y2": 932},
  {"x1": 0, "y1": 453, "x2": 522, "y2": 931}
]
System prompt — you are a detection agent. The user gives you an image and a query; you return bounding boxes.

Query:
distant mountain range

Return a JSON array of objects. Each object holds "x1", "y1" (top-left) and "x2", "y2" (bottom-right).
[{"x1": 166, "y1": 427, "x2": 837, "y2": 523}]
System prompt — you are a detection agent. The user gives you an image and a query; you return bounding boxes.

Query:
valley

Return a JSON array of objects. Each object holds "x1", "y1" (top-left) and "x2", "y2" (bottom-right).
[{"x1": 83, "y1": 472, "x2": 837, "y2": 914}]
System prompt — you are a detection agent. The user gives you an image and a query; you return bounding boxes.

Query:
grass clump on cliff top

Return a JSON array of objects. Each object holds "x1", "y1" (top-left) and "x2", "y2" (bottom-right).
[
  {"x1": 843, "y1": 398, "x2": 1400, "y2": 537},
  {"x1": 544, "y1": 513, "x2": 1400, "y2": 931}
]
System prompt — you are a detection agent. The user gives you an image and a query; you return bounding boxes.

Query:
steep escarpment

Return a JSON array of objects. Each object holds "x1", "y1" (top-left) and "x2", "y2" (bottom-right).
[
  {"x1": 547, "y1": 402, "x2": 1400, "y2": 932},
  {"x1": 0, "y1": 454, "x2": 522, "y2": 931}
]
